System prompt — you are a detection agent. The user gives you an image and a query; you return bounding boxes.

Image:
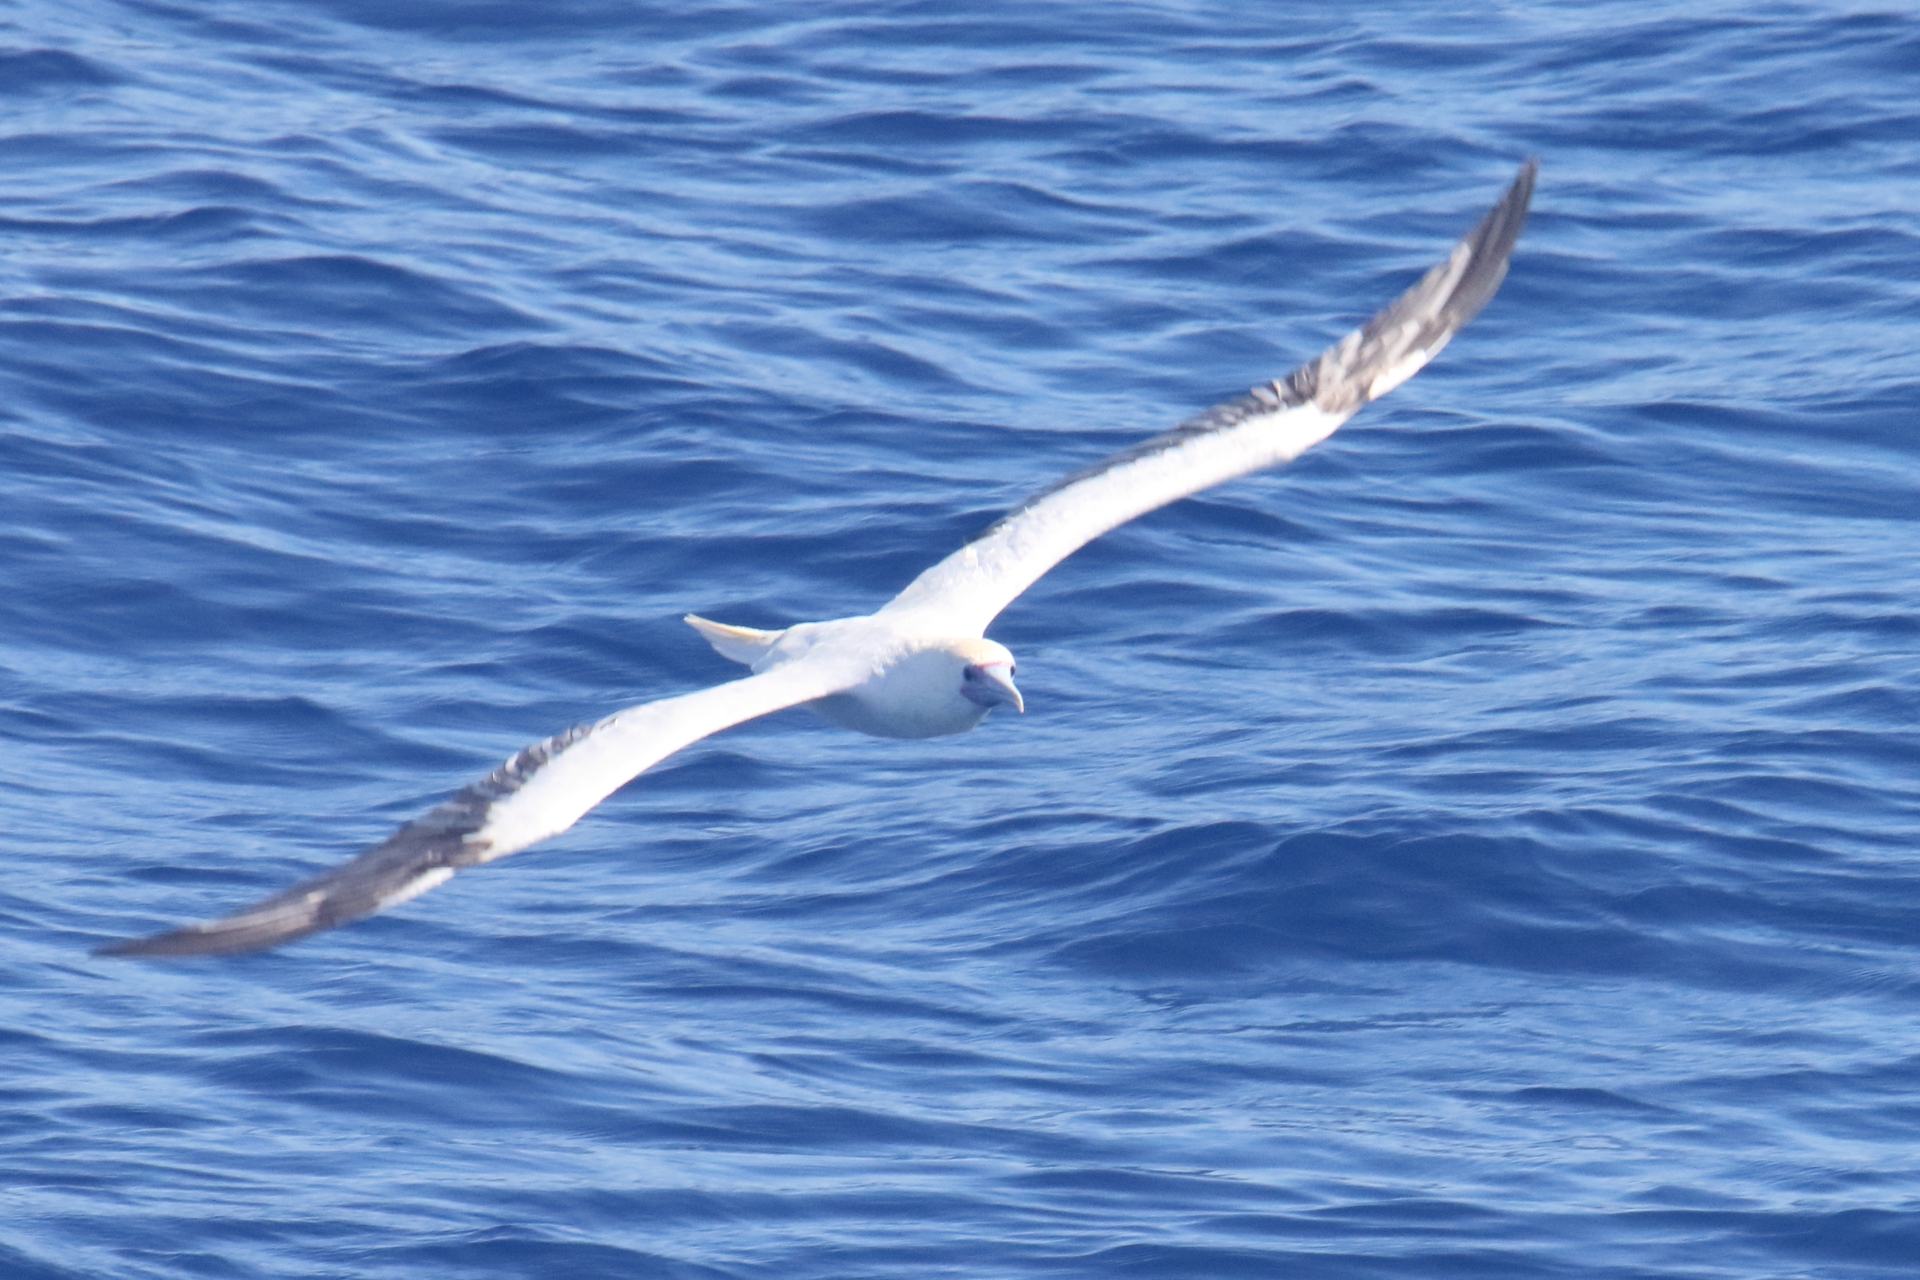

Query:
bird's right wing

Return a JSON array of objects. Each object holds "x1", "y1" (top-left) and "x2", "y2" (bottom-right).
[
  {"x1": 880, "y1": 160, "x2": 1535, "y2": 637},
  {"x1": 94, "y1": 652, "x2": 866, "y2": 957}
]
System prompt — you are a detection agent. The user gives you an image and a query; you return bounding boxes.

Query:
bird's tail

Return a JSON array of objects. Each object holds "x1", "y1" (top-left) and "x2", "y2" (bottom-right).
[{"x1": 684, "y1": 614, "x2": 785, "y2": 666}]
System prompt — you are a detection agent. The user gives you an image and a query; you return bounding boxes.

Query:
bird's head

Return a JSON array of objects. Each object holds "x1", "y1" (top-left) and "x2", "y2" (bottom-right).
[{"x1": 952, "y1": 638, "x2": 1023, "y2": 715}]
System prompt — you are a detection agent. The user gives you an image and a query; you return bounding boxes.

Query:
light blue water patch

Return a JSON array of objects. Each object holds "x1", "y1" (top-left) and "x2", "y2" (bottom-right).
[{"x1": 4, "y1": 1, "x2": 1919, "y2": 1277}]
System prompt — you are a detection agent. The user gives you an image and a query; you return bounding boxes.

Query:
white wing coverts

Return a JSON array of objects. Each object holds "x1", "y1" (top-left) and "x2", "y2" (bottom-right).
[{"x1": 96, "y1": 161, "x2": 1534, "y2": 958}]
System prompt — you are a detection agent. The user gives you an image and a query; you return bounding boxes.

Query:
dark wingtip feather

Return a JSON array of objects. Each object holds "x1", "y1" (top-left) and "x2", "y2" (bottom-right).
[
  {"x1": 1286, "y1": 157, "x2": 1536, "y2": 415},
  {"x1": 92, "y1": 912, "x2": 330, "y2": 958},
  {"x1": 1439, "y1": 156, "x2": 1535, "y2": 333}
]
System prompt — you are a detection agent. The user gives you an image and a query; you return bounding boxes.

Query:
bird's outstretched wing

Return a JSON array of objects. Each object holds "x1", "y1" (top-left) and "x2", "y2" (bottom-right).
[
  {"x1": 880, "y1": 160, "x2": 1536, "y2": 636},
  {"x1": 95, "y1": 655, "x2": 864, "y2": 957}
]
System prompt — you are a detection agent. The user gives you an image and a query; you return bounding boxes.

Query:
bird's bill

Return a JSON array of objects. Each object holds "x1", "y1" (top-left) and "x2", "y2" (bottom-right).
[{"x1": 962, "y1": 661, "x2": 1024, "y2": 713}]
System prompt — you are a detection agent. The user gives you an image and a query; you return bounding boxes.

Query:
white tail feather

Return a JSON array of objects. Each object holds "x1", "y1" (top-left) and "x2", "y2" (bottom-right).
[{"x1": 684, "y1": 614, "x2": 785, "y2": 666}]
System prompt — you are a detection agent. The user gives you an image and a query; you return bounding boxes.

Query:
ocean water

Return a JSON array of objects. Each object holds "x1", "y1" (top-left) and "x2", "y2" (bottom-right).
[{"x1": 5, "y1": 1, "x2": 1919, "y2": 1275}]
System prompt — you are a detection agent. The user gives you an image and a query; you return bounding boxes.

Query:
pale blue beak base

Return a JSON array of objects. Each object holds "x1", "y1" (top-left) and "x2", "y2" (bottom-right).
[{"x1": 962, "y1": 661, "x2": 1024, "y2": 713}]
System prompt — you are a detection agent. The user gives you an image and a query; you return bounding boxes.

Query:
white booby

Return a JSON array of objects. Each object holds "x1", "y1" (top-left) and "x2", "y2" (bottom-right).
[{"x1": 97, "y1": 161, "x2": 1535, "y2": 958}]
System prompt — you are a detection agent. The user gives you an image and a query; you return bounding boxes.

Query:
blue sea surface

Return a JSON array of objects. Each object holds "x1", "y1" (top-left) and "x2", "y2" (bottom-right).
[{"x1": 5, "y1": 1, "x2": 1919, "y2": 1276}]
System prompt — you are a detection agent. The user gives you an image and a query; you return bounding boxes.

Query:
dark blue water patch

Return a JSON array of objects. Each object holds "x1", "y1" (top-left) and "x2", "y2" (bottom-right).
[
  {"x1": 0, "y1": 204, "x2": 268, "y2": 243},
  {"x1": 191, "y1": 1023, "x2": 566, "y2": 1102},
  {"x1": 1696, "y1": 225, "x2": 1920, "y2": 284},
  {"x1": 1415, "y1": 421, "x2": 1624, "y2": 478},
  {"x1": 803, "y1": 192, "x2": 1074, "y2": 247},
  {"x1": 433, "y1": 122, "x2": 704, "y2": 162},
  {"x1": 709, "y1": 319, "x2": 970, "y2": 389},
  {"x1": 0, "y1": 131, "x2": 165, "y2": 166},
  {"x1": 1049, "y1": 1240, "x2": 1572, "y2": 1280},
  {"x1": 785, "y1": 108, "x2": 1089, "y2": 155},
  {"x1": 0, "y1": 48, "x2": 123, "y2": 93},
  {"x1": 1111, "y1": 120, "x2": 1391, "y2": 179},
  {"x1": 388, "y1": 79, "x2": 581, "y2": 116},
  {"x1": 1042, "y1": 825, "x2": 1862, "y2": 990},
  {"x1": 296, "y1": 0, "x2": 773, "y2": 41},
  {"x1": 369, "y1": 1234, "x2": 730, "y2": 1280},
  {"x1": 804, "y1": 8, "x2": 1178, "y2": 56},
  {"x1": 1727, "y1": 103, "x2": 1920, "y2": 157},
  {"x1": 1501, "y1": 1085, "x2": 1669, "y2": 1113},
  {"x1": 1620, "y1": 1207, "x2": 1920, "y2": 1272},
  {"x1": 1222, "y1": 605, "x2": 1559, "y2": 661},
  {"x1": 706, "y1": 73, "x2": 824, "y2": 103},
  {"x1": 0, "y1": 1244, "x2": 85, "y2": 1280},
  {"x1": 1098, "y1": 225, "x2": 1375, "y2": 289},
  {"x1": 1631, "y1": 396, "x2": 1918, "y2": 461},
  {"x1": 383, "y1": 343, "x2": 704, "y2": 437},
  {"x1": 102, "y1": 166, "x2": 339, "y2": 207},
  {"x1": 1774, "y1": 683, "x2": 1920, "y2": 729},
  {"x1": 0, "y1": 317, "x2": 397, "y2": 443},
  {"x1": 193, "y1": 255, "x2": 540, "y2": 336}
]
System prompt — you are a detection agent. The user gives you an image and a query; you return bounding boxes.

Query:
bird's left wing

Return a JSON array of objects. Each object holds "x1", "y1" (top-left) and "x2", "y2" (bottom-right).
[
  {"x1": 880, "y1": 160, "x2": 1535, "y2": 636},
  {"x1": 95, "y1": 653, "x2": 865, "y2": 957}
]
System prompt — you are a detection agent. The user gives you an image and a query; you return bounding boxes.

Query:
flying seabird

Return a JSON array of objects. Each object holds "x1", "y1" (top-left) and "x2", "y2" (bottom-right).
[{"x1": 96, "y1": 160, "x2": 1535, "y2": 958}]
